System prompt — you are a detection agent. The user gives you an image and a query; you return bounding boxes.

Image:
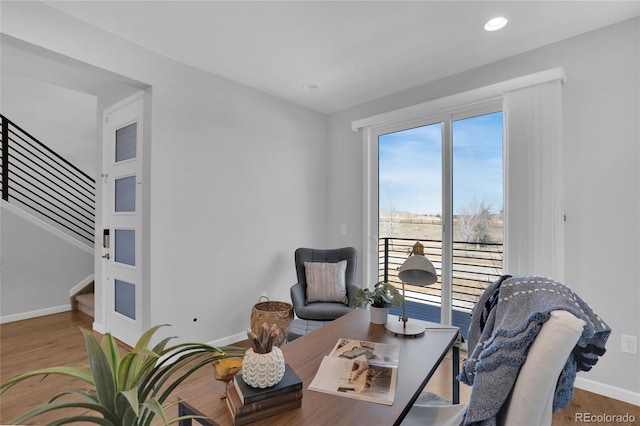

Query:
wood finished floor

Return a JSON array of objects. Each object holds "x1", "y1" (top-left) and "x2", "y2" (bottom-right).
[{"x1": 1, "y1": 311, "x2": 638, "y2": 425}]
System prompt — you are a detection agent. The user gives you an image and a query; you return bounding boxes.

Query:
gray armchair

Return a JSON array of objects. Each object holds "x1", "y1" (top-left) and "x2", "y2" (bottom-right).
[{"x1": 290, "y1": 247, "x2": 359, "y2": 321}]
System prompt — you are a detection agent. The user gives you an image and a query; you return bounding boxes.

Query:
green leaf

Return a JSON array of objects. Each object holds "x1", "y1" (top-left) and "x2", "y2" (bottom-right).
[
  {"x1": 121, "y1": 407, "x2": 139, "y2": 426},
  {"x1": 100, "y1": 333, "x2": 121, "y2": 379},
  {"x1": 151, "y1": 336, "x2": 176, "y2": 354},
  {"x1": 167, "y1": 414, "x2": 209, "y2": 425},
  {"x1": 117, "y1": 388, "x2": 140, "y2": 418},
  {"x1": 116, "y1": 352, "x2": 136, "y2": 390},
  {"x1": 140, "y1": 345, "x2": 215, "y2": 400},
  {"x1": 117, "y1": 325, "x2": 168, "y2": 389},
  {"x1": 134, "y1": 324, "x2": 170, "y2": 353},
  {"x1": 1, "y1": 366, "x2": 94, "y2": 393},
  {"x1": 142, "y1": 397, "x2": 169, "y2": 425},
  {"x1": 118, "y1": 350, "x2": 158, "y2": 391},
  {"x1": 152, "y1": 346, "x2": 243, "y2": 405},
  {"x1": 154, "y1": 356, "x2": 213, "y2": 405},
  {"x1": 10, "y1": 400, "x2": 114, "y2": 425},
  {"x1": 49, "y1": 388, "x2": 98, "y2": 404},
  {"x1": 82, "y1": 328, "x2": 117, "y2": 413}
]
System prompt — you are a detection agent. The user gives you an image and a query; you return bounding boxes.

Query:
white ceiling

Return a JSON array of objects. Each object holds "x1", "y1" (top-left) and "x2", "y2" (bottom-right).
[{"x1": 35, "y1": 1, "x2": 640, "y2": 114}]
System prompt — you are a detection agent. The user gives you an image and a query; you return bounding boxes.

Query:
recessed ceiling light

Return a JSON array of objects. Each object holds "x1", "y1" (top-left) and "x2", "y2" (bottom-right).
[
  {"x1": 303, "y1": 83, "x2": 319, "y2": 90},
  {"x1": 484, "y1": 17, "x2": 508, "y2": 32}
]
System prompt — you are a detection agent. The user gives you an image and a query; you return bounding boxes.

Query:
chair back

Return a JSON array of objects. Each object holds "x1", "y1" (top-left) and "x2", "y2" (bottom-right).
[
  {"x1": 294, "y1": 247, "x2": 357, "y2": 293},
  {"x1": 501, "y1": 310, "x2": 586, "y2": 425},
  {"x1": 402, "y1": 310, "x2": 585, "y2": 426}
]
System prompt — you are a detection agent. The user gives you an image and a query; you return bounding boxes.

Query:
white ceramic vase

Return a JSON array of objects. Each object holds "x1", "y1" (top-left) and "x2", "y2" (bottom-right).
[
  {"x1": 370, "y1": 306, "x2": 388, "y2": 324},
  {"x1": 241, "y1": 346, "x2": 286, "y2": 388}
]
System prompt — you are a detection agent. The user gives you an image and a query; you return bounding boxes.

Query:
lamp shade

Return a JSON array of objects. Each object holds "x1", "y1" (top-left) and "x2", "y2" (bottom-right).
[{"x1": 398, "y1": 242, "x2": 437, "y2": 286}]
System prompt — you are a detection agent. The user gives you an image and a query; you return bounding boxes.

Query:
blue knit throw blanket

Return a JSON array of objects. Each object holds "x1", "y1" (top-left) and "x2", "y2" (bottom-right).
[{"x1": 459, "y1": 275, "x2": 611, "y2": 426}]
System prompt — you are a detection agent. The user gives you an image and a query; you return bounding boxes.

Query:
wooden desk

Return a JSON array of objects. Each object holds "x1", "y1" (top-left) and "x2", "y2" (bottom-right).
[{"x1": 178, "y1": 310, "x2": 458, "y2": 426}]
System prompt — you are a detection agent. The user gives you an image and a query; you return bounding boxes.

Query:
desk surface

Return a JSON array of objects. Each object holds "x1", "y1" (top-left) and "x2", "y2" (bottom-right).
[{"x1": 179, "y1": 310, "x2": 458, "y2": 426}]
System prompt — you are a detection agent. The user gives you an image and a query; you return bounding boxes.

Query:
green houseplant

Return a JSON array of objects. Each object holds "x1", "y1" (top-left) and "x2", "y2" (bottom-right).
[
  {"x1": 355, "y1": 282, "x2": 403, "y2": 324},
  {"x1": 354, "y1": 281, "x2": 403, "y2": 309},
  {"x1": 0, "y1": 324, "x2": 245, "y2": 425}
]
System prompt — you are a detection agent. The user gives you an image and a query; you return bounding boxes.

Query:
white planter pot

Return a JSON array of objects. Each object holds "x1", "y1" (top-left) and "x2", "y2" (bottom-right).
[
  {"x1": 241, "y1": 346, "x2": 286, "y2": 388},
  {"x1": 370, "y1": 307, "x2": 389, "y2": 324}
]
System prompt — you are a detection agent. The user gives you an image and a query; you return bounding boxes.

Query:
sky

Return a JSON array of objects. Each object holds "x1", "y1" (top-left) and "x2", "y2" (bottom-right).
[{"x1": 379, "y1": 111, "x2": 503, "y2": 216}]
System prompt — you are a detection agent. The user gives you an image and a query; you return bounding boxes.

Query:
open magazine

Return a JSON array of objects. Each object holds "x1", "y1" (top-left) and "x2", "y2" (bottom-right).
[{"x1": 308, "y1": 338, "x2": 400, "y2": 405}]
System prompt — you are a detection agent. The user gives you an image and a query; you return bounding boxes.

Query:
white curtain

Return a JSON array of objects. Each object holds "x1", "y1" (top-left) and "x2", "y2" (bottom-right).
[{"x1": 503, "y1": 79, "x2": 564, "y2": 281}]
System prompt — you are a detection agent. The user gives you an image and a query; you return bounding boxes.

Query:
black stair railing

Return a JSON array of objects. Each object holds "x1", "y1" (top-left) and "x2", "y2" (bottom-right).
[{"x1": 0, "y1": 114, "x2": 95, "y2": 244}]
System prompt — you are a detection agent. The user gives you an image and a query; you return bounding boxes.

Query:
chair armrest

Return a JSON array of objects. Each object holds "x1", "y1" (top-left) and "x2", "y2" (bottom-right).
[
  {"x1": 290, "y1": 283, "x2": 306, "y2": 309},
  {"x1": 347, "y1": 283, "x2": 359, "y2": 308}
]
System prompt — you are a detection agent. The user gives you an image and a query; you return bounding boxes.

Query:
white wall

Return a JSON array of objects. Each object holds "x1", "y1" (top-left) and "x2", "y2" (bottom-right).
[
  {"x1": 148, "y1": 74, "x2": 329, "y2": 342},
  {"x1": 327, "y1": 18, "x2": 640, "y2": 402},
  {"x1": 2, "y1": 2, "x2": 329, "y2": 343},
  {"x1": 0, "y1": 202, "x2": 94, "y2": 321}
]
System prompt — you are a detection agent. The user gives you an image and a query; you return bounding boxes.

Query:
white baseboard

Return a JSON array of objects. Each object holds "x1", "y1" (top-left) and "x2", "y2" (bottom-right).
[
  {"x1": 155, "y1": 331, "x2": 248, "y2": 366},
  {"x1": 92, "y1": 321, "x2": 106, "y2": 334},
  {"x1": 0, "y1": 304, "x2": 70, "y2": 324},
  {"x1": 575, "y1": 376, "x2": 640, "y2": 406},
  {"x1": 207, "y1": 331, "x2": 248, "y2": 348}
]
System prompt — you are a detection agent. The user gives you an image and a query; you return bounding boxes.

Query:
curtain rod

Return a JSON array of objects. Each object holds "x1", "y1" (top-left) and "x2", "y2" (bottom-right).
[{"x1": 351, "y1": 67, "x2": 567, "y2": 132}]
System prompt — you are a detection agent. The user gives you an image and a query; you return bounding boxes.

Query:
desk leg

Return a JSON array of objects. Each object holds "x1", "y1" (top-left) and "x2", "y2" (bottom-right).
[
  {"x1": 452, "y1": 344, "x2": 460, "y2": 405},
  {"x1": 178, "y1": 402, "x2": 192, "y2": 426}
]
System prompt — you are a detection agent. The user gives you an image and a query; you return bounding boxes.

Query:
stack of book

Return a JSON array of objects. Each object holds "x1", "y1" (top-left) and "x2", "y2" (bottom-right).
[{"x1": 225, "y1": 364, "x2": 303, "y2": 425}]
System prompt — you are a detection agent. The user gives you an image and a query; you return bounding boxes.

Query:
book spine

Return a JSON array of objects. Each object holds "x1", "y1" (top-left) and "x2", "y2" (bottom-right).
[
  {"x1": 227, "y1": 384, "x2": 303, "y2": 417},
  {"x1": 230, "y1": 399, "x2": 302, "y2": 426},
  {"x1": 234, "y1": 378, "x2": 303, "y2": 405}
]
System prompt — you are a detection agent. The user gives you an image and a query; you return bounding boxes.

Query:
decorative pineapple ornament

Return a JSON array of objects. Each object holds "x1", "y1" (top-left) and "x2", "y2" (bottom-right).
[{"x1": 242, "y1": 323, "x2": 286, "y2": 388}]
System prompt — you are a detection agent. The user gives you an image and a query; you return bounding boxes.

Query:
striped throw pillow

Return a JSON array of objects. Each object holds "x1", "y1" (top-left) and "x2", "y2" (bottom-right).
[{"x1": 304, "y1": 260, "x2": 348, "y2": 304}]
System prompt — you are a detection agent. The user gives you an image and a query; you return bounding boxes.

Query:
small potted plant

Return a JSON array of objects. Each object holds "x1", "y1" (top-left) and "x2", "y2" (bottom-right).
[{"x1": 354, "y1": 282, "x2": 403, "y2": 324}]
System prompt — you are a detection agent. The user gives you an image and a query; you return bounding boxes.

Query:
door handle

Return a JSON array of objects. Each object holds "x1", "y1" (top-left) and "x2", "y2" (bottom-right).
[{"x1": 102, "y1": 253, "x2": 110, "y2": 259}]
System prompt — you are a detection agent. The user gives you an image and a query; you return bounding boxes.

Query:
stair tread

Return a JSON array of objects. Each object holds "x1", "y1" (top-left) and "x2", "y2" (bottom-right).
[{"x1": 75, "y1": 293, "x2": 95, "y2": 308}]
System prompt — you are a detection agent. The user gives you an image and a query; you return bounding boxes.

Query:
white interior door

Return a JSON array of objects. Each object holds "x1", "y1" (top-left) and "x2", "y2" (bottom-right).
[{"x1": 101, "y1": 94, "x2": 144, "y2": 346}]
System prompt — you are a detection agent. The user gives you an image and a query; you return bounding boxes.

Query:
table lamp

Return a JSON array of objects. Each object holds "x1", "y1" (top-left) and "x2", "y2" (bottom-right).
[{"x1": 385, "y1": 241, "x2": 437, "y2": 336}]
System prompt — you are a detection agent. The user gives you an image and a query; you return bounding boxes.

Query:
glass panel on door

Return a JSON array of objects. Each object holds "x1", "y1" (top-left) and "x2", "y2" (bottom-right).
[
  {"x1": 378, "y1": 123, "x2": 443, "y2": 323},
  {"x1": 115, "y1": 279, "x2": 136, "y2": 320},
  {"x1": 115, "y1": 123, "x2": 137, "y2": 162},
  {"x1": 452, "y1": 112, "x2": 504, "y2": 315},
  {"x1": 115, "y1": 175, "x2": 136, "y2": 212},
  {"x1": 114, "y1": 229, "x2": 135, "y2": 266}
]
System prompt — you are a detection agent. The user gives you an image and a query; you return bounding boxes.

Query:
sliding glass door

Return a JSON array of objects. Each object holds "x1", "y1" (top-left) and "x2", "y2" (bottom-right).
[{"x1": 370, "y1": 104, "x2": 503, "y2": 335}]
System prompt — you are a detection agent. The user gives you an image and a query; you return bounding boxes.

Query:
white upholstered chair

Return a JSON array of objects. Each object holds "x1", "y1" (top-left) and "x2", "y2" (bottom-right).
[{"x1": 402, "y1": 310, "x2": 586, "y2": 426}]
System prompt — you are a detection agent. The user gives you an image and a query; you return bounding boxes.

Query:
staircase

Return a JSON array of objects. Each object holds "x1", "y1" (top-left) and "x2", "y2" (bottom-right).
[
  {"x1": 2, "y1": 113, "x2": 96, "y2": 321},
  {"x1": 70, "y1": 282, "x2": 95, "y2": 318},
  {"x1": 75, "y1": 293, "x2": 95, "y2": 317}
]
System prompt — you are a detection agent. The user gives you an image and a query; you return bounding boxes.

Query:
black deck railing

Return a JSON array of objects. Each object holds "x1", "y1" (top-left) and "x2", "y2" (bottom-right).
[
  {"x1": 381, "y1": 237, "x2": 503, "y2": 338},
  {"x1": 379, "y1": 237, "x2": 503, "y2": 312},
  {"x1": 0, "y1": 114, "x2": 95, "y2": 244}
]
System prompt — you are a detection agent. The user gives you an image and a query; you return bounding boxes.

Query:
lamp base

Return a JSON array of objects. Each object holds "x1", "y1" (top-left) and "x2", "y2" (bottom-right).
[{"x1": 385, "y1": 320, "x2": 425, "y2": 337}]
